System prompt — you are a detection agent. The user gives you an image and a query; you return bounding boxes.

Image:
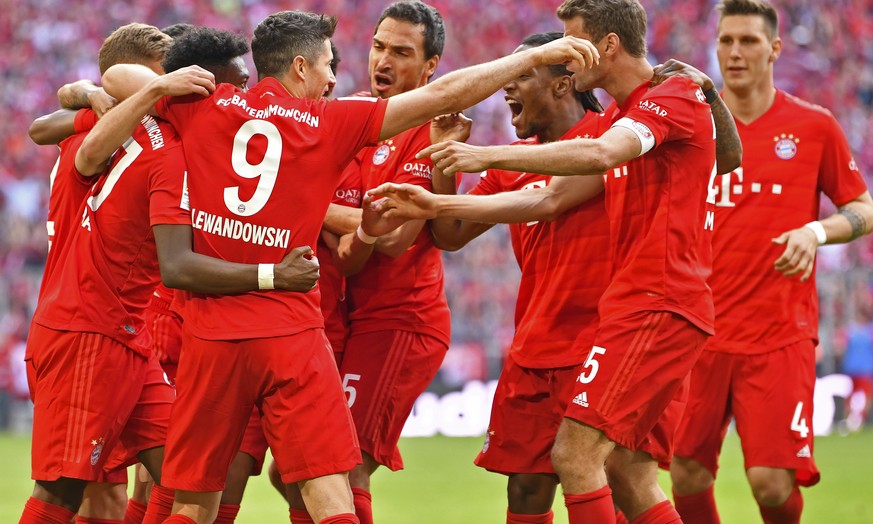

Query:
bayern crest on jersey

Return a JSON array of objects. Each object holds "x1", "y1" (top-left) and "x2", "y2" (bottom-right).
[
  {"x1": 90, "y1": 437, "x2": 105, "y2": 466},
  {"x1": 372, "y1": 144, "x2": 391, "y2": 165},
  {"x1": 773, "y1": 134, "x2": 799, "y2": 160}
]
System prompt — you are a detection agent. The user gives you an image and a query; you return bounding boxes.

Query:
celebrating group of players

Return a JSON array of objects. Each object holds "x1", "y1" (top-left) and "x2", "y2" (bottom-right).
[{"x1": 20, "y1": 0, "x2": 873, "y2": 523}]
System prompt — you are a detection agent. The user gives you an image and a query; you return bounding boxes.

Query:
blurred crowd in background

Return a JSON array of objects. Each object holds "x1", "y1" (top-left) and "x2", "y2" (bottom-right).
[{"x1": 1, "y1": 0, "x2": 873, "y2": 430}]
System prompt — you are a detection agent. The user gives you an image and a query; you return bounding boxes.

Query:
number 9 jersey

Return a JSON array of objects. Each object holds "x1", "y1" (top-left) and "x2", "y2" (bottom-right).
[{"x1": 156, "y1": 78, "x2": 388, "y2": 341}]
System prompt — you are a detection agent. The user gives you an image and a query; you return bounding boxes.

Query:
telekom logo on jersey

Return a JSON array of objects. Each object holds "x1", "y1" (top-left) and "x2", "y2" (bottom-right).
[{"x1": 711, "y1": 167, "x2": 785, "y2": 208}]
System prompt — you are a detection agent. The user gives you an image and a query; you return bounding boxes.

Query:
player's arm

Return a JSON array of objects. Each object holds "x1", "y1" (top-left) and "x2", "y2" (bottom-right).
[
  {"x1": 29, "y1": 109, "x2": 79, "y2": 145},
  {"x1": 76, "y1": 66, "x2": 215, "y2": 176},
  {"x1": 323, "y1": 204, "x2": 363, "y2": 236},
  {"x1": 57, "y1": 80, "x2": 118, "y2": 117},
  {"x1": 370, "y1": 175, "x2": 604, "y2": 225},
  {"x1": 652, "y1": 59, "x2": 742, "y2": 174},
  {"x1": 378, "y1": 37, "x2": 599, "y2": 140},
  {"x1": 101, "y1": 63, "x2": 168, "y2": 107},
  {"x1": 334, "y1": 194, "x2": 412, "y2": 275},
  {"x1": 772, "y1": 191, "x2": 873, "y2": 281},
  {"x1": 153, "y1": 224, "x2": 319, "y2": 293},
  {"x1": 427, "y1": 113, "x2": 493, "y2": 251},
  {"x1": 418, "y1": 125, "x2": 641, "y2": 178}
]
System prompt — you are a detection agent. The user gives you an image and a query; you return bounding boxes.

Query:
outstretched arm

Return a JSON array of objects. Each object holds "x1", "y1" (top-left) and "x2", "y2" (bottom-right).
[
  {"x1": 29, "y1": 109, "x2": 79, "y2": 145},
  {"x1": 653, "y1": 59, "x2": 742, "y2": 174},
  {"x1": 76, "y1": 66, "x2": 215, "y2": 176},
  {"x1": 379, "y1": 37, "x2": 599, "y2": 140},
  {"x1": 58, "y1": 80, "x2": 117, "y2": 117},
  {"x1": 417, "y1": 125, "x2": 641, "y2": 178},
  {"x1": 334, "y1": 193, "x2": 412, "y2": 275},
  {"x1": 370, "y1": 175, "x2": 604, "y2": 226},
  {"x1": 772, "y1": 191, "x2": 873, "y2": 281},
  {"x1": 154, "y1": 224, "x2": 319, "y2": 293},
  {"x1": 101, "y1": 63, "x2": 166, "y2": 103}
]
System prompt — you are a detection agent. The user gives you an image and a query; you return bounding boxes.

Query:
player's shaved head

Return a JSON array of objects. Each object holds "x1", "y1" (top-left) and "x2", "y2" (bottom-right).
[
  {"x1": 556, "y1": 0, "x2": 647, "y2": 58},
  {"x1": 98, "y1": 23, "x2": 173, "y2": 75},
  {"x1": 251, "y1": 11, "x2": 337, "y2": 80},
  {"x1": 717, "y1": 0, "x2": 779, "y2": 40}
]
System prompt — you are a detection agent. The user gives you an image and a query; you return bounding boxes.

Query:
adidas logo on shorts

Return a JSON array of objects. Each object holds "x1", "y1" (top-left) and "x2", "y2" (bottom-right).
[
  {"x1": 572, "y1": 392, "x2": 589, "y2": 408},
  {"x1": 796, "y1": 444, "x2": 811, "y2": 458}
]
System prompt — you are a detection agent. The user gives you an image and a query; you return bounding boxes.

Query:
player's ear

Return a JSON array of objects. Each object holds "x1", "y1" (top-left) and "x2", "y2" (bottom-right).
[
  {"x1": 424, "y1": 54, "x2": 440, "y2": 80},
  {"x1": 554, "y1": 75, "x2": 573, "y2": 98},
  {"x1": 602, "y1": 32, "x2": 620, "y2": 57},
  {"x1": 770, "y1": 36, "x2": 782, "y2": 63},
  {"x1": 292, "y1": 55, "x2": 308, "y2": 81}
]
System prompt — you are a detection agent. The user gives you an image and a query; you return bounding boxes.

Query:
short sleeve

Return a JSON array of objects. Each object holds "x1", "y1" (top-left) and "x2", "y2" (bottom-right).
[
  {"x1": 618, "y1": 77, "x2": 702, "y2": 151},
  {"x1": 324, "y1": 97, "x2": 389, "y2": 168},
  {"x1": 73, "y1": 109, "x2": 98, "y2": 133},
  {"x1": 817, "y1": 112, "x2": 868, "y2": 206},
  {"x1": 155, "y1": 93, "x2": 210, "y2": 133},
  {"x1": 148, "y1": 142, "x2": 191, "y2": 226},
  {"x1": 469, "y1": 169, "x2": 505, "y2": 196}
]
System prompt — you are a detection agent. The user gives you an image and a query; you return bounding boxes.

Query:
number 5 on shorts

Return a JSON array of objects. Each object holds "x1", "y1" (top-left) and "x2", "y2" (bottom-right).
[
  {"x1": 343, "y1": 373, "x2": 361, "y2": 407},
  {"x1": 578, "y1": 346, "x2": 607, "y2": 384}
]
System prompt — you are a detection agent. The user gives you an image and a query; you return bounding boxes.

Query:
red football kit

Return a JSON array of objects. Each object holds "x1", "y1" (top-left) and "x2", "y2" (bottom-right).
[
  {"x1": 675, "y1": 90, "x2": 867, "y2": 485},
  {"x1": 320, "y1": 161, "x2": 363, "y2": 360},
  {"x1": 340, "y1": 122, "x2": 451, "y2": 471},
  {"x1": 563, "y1": 77, "x2": 716, "y2": 461},
  {"x1": 27, "y1": 115, "x2": 186, "y2": 481},
  {"x1": 155, "y1": 79, "x2": 387, "y2": 489},
  {"x1": 469, "y1": 113, "x2": 611, "y2": 475}
]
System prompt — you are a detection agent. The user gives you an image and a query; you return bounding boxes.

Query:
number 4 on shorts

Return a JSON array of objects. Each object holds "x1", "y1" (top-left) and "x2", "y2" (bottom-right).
[{"x1": 791, "y1": 401, "x2": 809, "y2": 438}]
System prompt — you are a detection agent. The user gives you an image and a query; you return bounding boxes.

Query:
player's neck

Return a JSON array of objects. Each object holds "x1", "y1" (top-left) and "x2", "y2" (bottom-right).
[
  {"x1": 604, "y1": 57, "x2": 654, "y2": 107},
  {"x1": 722, "y1": 80, "x2": 777, "y2": 125},
  {"x1": 540, "y1": 106, "x2": 587, "y2": 143}
]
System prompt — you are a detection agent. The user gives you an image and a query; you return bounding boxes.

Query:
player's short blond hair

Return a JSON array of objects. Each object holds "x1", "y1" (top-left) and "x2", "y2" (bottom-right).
[
  {"x1": 98, "y1": 23, "x2": 173, "y2": 75},
  {"x1": 717, "y1": 0, "x2": 779, "y2": 40},
  {"x1": 556, "y1": 0, "x2": 647, "y2": 59}
]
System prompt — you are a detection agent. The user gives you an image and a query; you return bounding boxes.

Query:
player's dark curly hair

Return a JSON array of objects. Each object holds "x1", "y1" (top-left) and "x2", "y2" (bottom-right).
[
  {"x1": 161, "y1": 23, "x2": 194, "y2": 39},
  {"x1": 376, "y1": 1, "x2": 445, "y2": 60},
  {"x1": 252, "y1": 11, "x2": 337, "y2": 80},
  {"x1": 520, "y1": 32, "x2": 603, "y2": 114},
  {"x1": 162, "y1": 26, "x2": 249, "y2": 73}
]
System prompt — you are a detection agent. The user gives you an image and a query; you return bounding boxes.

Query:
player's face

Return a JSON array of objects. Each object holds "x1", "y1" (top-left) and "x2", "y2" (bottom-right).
[
  {"x1": 504, "y1": 45, "x2": 562, "y2": 140},
  {"x1": 306, "y1": 39, "x2": 337, "y2": 100},
  {"x1": 717, "y1": 15, "x2": 781, "y2": 94},
  {"x1": 213, "y1": 56, "x2": 250, "y2": 91},
  {"x1": 562, "y1": 16, "x2": 604, "y2": 92},
  {"x1": 368, "y1": 17, "x2": 439, "y2": 98}
]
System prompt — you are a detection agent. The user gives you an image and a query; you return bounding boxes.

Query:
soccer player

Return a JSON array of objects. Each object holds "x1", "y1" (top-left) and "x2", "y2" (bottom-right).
[
  {"x1": 658, "y1": 2, "x2": 873, "y2": 523},
  {"x1": 20, "y1": 24, "x2": 319, "y2": 524},
  {"x1": 100, "y1": 9, "x2": 599, "y2": 524},
  {"x1": 428, "y1": 32, "x2": 610, "y2": 524},
  {"x1": 369, "y1": 0, "x2": 743, "y2": 521}
]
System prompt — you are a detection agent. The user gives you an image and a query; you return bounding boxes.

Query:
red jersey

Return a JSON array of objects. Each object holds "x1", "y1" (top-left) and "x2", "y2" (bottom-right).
[
  {"x1": 470, "y1": 113, "x2": 610, "y2": 368},
  {"x1": 599, "y1": 77, "x2": 716, "y2": 333},
  {"x1": 346, "y1": 123, "x2": 451, "y2": 344},
  {"x1": 156, "y1": 79, "x2": 387, "y2": 340},
  {"x1": 39, "y1": 111, "x2": 100, "y2": 299},
  {"x1": 706, "y1": 90, "x2": 867, "y2": 354},
  {"x1": 319, "y1": 161, "x2": 363, "y2": 354},
  {"x1": 33, "y1": 116, "x2": 190, "y2": 356}
]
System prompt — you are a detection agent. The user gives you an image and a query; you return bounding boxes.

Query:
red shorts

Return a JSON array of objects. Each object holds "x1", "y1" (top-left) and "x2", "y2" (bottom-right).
[
  {"x1": 144, "y1": 305, "x2": 183, "y2": 384},
  {"x1": 239, "y1": 408, "x2": 269, "y2": 476},
  {"x1": 563, "y1": 311, "x2": 708, "y2": 463},
  {"x1": 474, "y1": 353, "x2": 579, "y2": 475},
  {"x1": 673, "y1": 341, "x2": 820, "y2": 486},
  {"x1": 161, "y1": 328, "x2": 359, "y2": 492},
  {"x1": 26, "y1": 324, "x2": 172, "y2": 482},
  {"x1": 340, "y1": 330, "x2": 448, "y2": 471}
]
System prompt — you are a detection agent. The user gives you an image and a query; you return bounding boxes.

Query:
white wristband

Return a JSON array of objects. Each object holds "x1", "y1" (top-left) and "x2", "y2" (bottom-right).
[
  {"x1": 803, "y1": 221, "x2": 827, "y2": 245},
  {"x1": 257, "y1": 263, "x2": 275, "y2": 290},
  {"x1": 356, "y1": 225, "x2": 378, "y2": 245}
]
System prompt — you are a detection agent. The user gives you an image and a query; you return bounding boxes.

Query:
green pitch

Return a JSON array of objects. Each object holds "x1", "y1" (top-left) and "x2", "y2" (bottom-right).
[{"x1": 1, "y1": 431, "x2": 870, "y2": 522}]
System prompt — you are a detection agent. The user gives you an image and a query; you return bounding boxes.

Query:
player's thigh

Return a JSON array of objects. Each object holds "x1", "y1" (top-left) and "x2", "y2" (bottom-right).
[
  {"x1": 733, "y1": 340, "x2": 819, "y2": 486},
  {"x1": 672, "y1": 350, "x2": 735, "y2": 476},
  {"x1": 256, "y1": 329, "x2": 360, "y2": 485},
  {"x1": 476, "y1": 355, "x2": 579, "y2": 475}
]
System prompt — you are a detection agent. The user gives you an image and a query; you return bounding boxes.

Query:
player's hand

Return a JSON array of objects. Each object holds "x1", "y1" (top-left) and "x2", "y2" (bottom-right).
[
  {"x1": 368, "y1": 183, "x2": 440, "y2": 220},
  {"x1": 417, "y1": 141, "x2": 490, "y2": 177},
  {"x1": 360, "y1": 193, "x2": 410, "y2": 237},
  {"x1": 152, "y1": 65, "x2": 216, "y2": 97},
  {"x1": 430, "y1": 113, "x2": 472, "y2": 144},
  {"x1": 652, "y1": 59, "x2": 714, "y2": 91},
  {"x1": 88, "y1": 88, "x2": 118, "y2": 118},
  {"x1": 772, "y1": 227, "x2": 818, "y2": 281},
  {"x1": 534, "y1": 36, "x2": 599, "y2": 71},
  {"x1": 274, "y1": 245, "x2": 320, "y2": 292}
]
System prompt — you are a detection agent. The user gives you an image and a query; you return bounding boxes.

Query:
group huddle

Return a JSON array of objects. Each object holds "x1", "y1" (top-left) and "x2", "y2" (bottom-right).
[{"x1": 20, "y1": 0, "x2": 871, "y2": 524}]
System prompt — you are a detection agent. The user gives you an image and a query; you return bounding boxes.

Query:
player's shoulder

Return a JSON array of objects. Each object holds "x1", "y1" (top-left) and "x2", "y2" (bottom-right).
[{"x1": 780, "y1": 90, "x2": 839, "y2": 123}]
